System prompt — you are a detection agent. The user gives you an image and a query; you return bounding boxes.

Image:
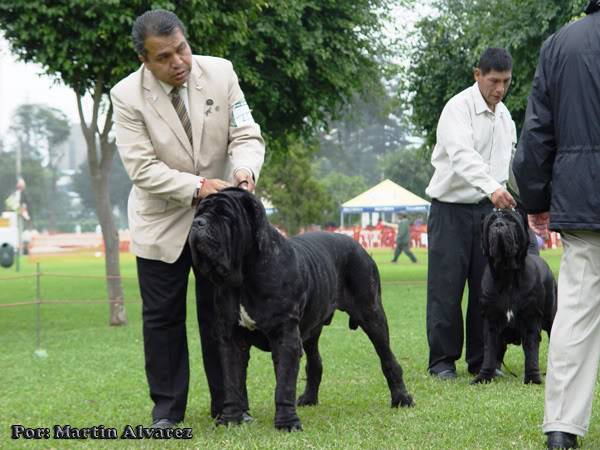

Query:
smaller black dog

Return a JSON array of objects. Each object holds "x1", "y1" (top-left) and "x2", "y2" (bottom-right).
[{"x1": 472, "y1": 208, "x2": 556, "y2": 385}]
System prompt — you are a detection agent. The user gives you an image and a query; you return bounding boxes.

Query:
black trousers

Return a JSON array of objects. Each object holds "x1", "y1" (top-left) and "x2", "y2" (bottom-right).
[
  {"x1": 136, "y1": 243, "x2": 224, "y2": 422},
  {"x1": 426, "y1": 198, "x2": 493, "y2": 374}
]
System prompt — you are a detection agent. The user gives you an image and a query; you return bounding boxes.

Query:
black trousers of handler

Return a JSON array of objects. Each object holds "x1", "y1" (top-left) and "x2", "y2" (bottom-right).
[
  {"x1": 426, "y1": 198, "x2": 493, "y2": 375},
  {"x1": 136, "y1": 243, "x2": 225, "y2": 423}
]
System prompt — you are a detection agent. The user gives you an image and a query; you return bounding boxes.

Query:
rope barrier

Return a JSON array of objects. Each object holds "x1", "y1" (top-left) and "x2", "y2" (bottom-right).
[
  {"x1": 0, "y1": 273, "x2": 138, "y2": 281},
  {"x1": 0, "y1": 274, "x2": 37, "y2": 281},
  {"x1": 0, "y1": 299, "x2": 142, "y2": 308},
  {"x1": 22, "y1": 273, "x2": 138, "y2": 280}
]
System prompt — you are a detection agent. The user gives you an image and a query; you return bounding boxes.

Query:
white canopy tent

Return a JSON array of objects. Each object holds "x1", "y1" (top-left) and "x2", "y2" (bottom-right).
[{"x1": 340, "y1": 179, "x2": 430, "y2": 226}]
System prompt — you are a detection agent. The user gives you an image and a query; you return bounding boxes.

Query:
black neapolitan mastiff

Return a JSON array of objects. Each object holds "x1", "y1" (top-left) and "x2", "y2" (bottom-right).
[
  {"x1": 472, "y1": 208, "x2": 557, "y2": 385},
  {"x1": 188, "y1": 188, "x2": 413, "y2": 431}
]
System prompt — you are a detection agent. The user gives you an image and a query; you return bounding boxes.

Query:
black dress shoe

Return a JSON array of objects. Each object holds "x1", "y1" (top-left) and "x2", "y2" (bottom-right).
[
  {"x1": 149, "y1": 418, "x2": 178, "y2": 429},
  {"x1": 431, "y1": 369, "x2": 456, "y2": 380},
  {"x1": 546, "y1": 431, "x2": 579, "y2": 449},
  {"x1": 469, "y1": 366, "x2": 504, "y2": 377}
]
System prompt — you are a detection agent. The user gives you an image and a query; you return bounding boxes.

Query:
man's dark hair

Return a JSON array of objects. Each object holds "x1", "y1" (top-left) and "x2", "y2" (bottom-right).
[
  {"x1": 586, "y1": 0, "x2": 600, "y2": 14},
  {"x1": 477, "y1": 48, "x2": 512, "y2": 75},
  {"x1": 132, "y1": 9, "x2": 187, "y2": 57}
]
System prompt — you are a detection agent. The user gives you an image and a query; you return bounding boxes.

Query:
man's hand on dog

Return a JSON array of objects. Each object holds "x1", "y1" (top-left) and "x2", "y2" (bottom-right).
[
  {"x1": 233, "y1": 168, "x2": 255, "y2": 191},
  {"x1": 528, "y1": 212, "x2": 550, "y2": 239},
  {"x1": 199, "y1": 179, "x2": 232, "y2": 198},
  {"x1": 491, "y1": 187, "x2": 516, "y2": 209}
]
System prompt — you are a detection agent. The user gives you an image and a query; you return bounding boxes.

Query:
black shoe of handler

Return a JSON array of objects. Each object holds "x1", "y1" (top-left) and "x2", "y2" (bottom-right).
[
  {"x1": 546, "y1": 431, "x2": 579, "y2": 449},
  {"x1": 149, "y1": 418, "x2": 178, "y2": 429},
  {"x1": 430, "y1": 369, "x2": 456, "y2": 380}
]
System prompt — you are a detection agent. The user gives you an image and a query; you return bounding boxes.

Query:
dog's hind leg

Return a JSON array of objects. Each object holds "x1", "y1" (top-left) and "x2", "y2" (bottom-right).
[
  {"x1": 353, "y1": 309, "x2": 414, "y2": 408},
  {"x1": 238, "y1": 334, "x2": 251, "y2": 416},
  {"x1": 297, "y1": 329, "x2": 323, "y2": 407},
  {"x1": 523, "y1": 326, "x2": 542, "y2": 384},
  {"x1": 497, "y1": 339, "x2": 507, "y2": 368}
]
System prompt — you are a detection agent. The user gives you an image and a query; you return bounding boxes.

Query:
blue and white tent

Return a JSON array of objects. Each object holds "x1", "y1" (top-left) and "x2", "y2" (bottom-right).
[{"x1": 340, "y1": 179, "x2": 430, "y2": 226}]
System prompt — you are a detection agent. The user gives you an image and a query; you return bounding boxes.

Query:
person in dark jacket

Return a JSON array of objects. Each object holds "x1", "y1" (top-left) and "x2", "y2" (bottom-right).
[
  {"x1": 391, "y1": 214, "x2": 417, "y2": 263},
  {"x1": 513, "y1": 2, "x2": 600, "y2": 449}
]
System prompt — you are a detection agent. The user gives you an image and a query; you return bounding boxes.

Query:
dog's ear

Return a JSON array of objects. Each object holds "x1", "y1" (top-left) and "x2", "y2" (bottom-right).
[
  {"x1": 239, "y1": 192, "x2": 271, "y2": 253},
  {"x1": 188, "y1": 231, "x2": 202, "y2": 271},
  {"x1": 481, "y1": 212, "x2": 492, "y2": 257},
  {"x1": 513, "y1": 206, "x2": 530, "y2": 260}
]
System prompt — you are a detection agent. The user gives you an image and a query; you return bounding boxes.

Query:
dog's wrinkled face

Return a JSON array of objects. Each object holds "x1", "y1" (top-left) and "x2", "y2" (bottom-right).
[
  {"x1": 482, "y1": 209, "x2": 529, "y2": 266},
  {"x1": 188, "y1": 188, "x2": 268, "y2": 286}
]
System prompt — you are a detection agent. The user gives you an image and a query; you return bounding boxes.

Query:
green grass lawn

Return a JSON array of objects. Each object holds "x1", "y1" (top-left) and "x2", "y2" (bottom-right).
[{"x1": 1, "y1": 247, "x2": 596, "y2": 449}]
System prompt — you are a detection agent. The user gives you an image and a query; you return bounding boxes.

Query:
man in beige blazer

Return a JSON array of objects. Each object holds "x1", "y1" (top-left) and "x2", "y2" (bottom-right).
[{"x1": 110, "y1": 9, "x2": 265, "y2": 428}]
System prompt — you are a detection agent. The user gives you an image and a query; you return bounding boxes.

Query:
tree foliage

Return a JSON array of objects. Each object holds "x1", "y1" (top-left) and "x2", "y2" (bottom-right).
[
  {"x1": 0, "y1": 152, "x2": 47, "y2": 224},
  {"x1": 380, "y1": 146, "x2": 433, "y2": 199},
  {"x1": 0, "y1": 0, "x2": 394, "y2": 144},
  {"x1": 409, "y1": 0, "x2": 585, "y2": 149},
  {"x1": 3, "y1": 104, "x2": 71, "y2": 230},
  {"x1": 257, "y1": 143, "x2": 331, "y2": 234},
  {"x1": 316, "y1": 85, "x2": 411, "y2": 186},
  {"x1": 9, "y1": 104, "x2": 70, "y2": 163},
  {"x1": 71, "y1": 152, "x2": 131, "y2": 227},
  {"x1": 0, "y1": 0, "x2": 395, "y2": 322},
  {"x1": 318, "y1": 171, "x2": 368, "y2": 226}
]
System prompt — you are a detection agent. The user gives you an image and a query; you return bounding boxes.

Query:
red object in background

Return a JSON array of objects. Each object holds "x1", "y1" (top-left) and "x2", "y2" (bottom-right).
[
  {"x1": 380, "y1": 227, "x2": 396, "y2": 247},
  {"x1": 410, "y1": 224, "x2": 427, "y2": 248},
  {"x1": 331, "y1": 225, "x2": 428, "y2": 249}
]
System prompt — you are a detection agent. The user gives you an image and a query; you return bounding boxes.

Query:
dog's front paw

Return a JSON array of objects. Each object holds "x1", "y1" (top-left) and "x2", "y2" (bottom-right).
[
  {"x1": 470, "y1": 373, "x2": 494, "y2": 385},
  {"x1": 214, "y1": 412, "x2": 243, "y2": 427},
  {"x1": 297, "y1": 393, "x2": 318, "y2": 407},
  {"x1": 392, "y1": 392, "x2": 415, "y2": 408},
  {"x1": 524, "y1": 372, "x2": 542, "y2": 385},
  {"x1": 275, "y1": 416, "x2": 303, "y2": 432}
]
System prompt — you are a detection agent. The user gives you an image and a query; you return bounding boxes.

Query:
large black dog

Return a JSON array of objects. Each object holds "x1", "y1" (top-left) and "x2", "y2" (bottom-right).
[
  {"x1": 472, "y1": 208, "x2": 557, "y2": 385},
  {"x1": 188, "y1": 188, "x2": 413, "y2": 431}
]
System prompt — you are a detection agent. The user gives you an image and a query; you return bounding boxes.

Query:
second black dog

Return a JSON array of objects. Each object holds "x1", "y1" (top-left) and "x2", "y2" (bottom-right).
[
  {"x1": 472, "y1": 208, "x2": 556, "y2": 385},
  {"x1": 188, "y1": 188, "x2": 414, "y2": 431}
]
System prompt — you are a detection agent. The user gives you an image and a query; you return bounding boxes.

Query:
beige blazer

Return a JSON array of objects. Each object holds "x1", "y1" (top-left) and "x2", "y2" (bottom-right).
[{"x1": 110, "y1": 56, "x2": 265, "y2": 263}]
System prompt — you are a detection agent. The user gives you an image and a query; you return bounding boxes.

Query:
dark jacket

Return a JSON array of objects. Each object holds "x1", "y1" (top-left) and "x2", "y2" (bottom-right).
[
  {"x1": 513, "y1": 9, "x2": 600, "y2": 231},
  {"x1": 396, "y1": 218, "x2": 410, "y2": 245}
]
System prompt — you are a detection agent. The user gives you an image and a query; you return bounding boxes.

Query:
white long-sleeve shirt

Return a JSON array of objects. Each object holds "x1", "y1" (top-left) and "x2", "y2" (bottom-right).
[{"x1": 425, "y1": 82, "x2": 517, "y2": 204}]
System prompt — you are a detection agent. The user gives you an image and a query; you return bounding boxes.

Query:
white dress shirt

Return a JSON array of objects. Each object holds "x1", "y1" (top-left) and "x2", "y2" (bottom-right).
[
  {"x1": 425, "y1": 82, "x2": 517, "y2": 204},
  {"x1": 159, "y1": 79, "x2": 190, "y2": 114}
]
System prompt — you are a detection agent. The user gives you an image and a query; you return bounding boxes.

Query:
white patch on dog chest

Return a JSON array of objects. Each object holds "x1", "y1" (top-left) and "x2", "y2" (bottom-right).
[
  {"x1": 239, "y1": 305, "x2": 257, "y2": 330},
  {"x1": 506, "y1": 310, "x2": 514, "y2": 323}
]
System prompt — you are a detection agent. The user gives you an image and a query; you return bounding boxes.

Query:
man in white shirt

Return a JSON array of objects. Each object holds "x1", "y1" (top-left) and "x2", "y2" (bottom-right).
[{"x1": 425, "y1": 48, "x2": 517, "y2": 380}]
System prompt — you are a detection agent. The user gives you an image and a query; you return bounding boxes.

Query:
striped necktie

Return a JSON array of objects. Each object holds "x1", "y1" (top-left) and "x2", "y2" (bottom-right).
[{"x1": 171, "y1": 86, "x2": 193, "y2": 146}]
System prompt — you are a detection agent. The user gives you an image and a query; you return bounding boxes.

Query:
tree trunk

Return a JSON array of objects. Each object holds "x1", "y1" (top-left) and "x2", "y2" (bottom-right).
[
  {"x1": 77, "y1": 85, "x2": 127, "y2": 326},
  {"x1": 92, "y1": 163, "x2": 127, "y2": 325}
]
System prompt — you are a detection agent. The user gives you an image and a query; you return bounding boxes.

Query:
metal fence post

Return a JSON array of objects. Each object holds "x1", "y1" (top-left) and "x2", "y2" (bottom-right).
[{"x1": 34, "y1": 262, "x2": 47, "y2": 358}]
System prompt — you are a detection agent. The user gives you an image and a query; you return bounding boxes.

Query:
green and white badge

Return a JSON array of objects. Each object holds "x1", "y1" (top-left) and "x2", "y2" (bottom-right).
[{"x1": 230, "y1": 99, "x2": 254, "y2": 127}]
